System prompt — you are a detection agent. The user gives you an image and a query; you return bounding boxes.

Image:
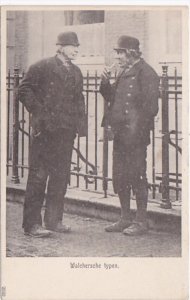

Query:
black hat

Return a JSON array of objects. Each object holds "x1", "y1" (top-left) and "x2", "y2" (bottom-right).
[
  {"x1": 56, "y1": 31, "x2": 80, "y2": 47},
  {"x1": 114, "y1": 35, "x2": 140, "y2": 51}
]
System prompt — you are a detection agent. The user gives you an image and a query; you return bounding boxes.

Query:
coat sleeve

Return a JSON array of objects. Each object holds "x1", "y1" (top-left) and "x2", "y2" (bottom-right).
[
  {"x1": 99, "y1": 79, "x2": 115, "y2": 104},
  {"x1": 76, "y1": 70, "x2": 87, "y2": 137},
  {"x1": 139, "y1": 68, "x2": 160, "y2": 119},
  {"x1": 17, "y1": 62, "x2": 44, "y2": 113}
]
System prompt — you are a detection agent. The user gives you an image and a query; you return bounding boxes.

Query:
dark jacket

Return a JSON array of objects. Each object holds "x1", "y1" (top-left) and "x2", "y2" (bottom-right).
[
  {"x1": 18, "y1": 55, "x2": 86, "y2": 136},
  {"x1": 100, "y1": 59, "x2": 160, "y2": 145}
]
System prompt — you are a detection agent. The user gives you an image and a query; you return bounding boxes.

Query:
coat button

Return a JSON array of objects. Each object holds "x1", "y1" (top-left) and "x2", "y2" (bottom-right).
[
  {"x1": 129, "y1": 85, "x2": 133, "y2": 88},
  {"x1": 132, "y1": 77, "x2": 135, "y2": 80},
  {"x1": 126, "y1": 102, "x2": 129, "y2": 105},
  {"x1": 127, "y1": 93, "x2": 131, "y2": 96},
  {"x1": 125, "y1": 124, "x2": 130, "y2": 128},
  {"x1": 125, "y1": 110, "x2": 129, "y2": 114}
]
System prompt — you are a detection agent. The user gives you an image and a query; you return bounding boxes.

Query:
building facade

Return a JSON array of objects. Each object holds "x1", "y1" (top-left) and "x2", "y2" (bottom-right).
[{"x1": 7, "y1": 8, "x2": 182, "y2": 74}]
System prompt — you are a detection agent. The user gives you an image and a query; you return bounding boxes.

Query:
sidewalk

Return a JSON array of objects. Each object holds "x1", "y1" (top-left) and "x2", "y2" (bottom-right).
[
  {"x1": 6, "y1": 201, "x2": 181, "y2": 257},
  {"x1": 6, "y1": 179, "x2": 181, "y2": 233}
]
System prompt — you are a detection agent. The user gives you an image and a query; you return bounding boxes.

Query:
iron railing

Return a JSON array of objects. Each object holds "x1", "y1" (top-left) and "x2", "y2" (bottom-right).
[{"x1": 6, "y1": 64, "x2": 182, "y2": 207}]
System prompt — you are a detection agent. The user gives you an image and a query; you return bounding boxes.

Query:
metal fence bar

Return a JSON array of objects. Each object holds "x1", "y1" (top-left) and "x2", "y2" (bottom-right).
[
  {"x1": 76, "y1": 134, "x2": 80, "y2": 187},
  {"x1": 85, "y1": 71, "x2": 89, "y2": 189},
  {"x1": 102, "y1": 101, "x2": 109, "y2": 198},
  {"x1": 174, "y1": 67, "x2": 179, "y2": 201},
  {"x1": 28, "y1": 114, "x2": 31, "y2": 166},
  {"x1": 11, "y1": 66, "x2": 20, "y2": 183},
  {"x1": 160, "y1": 65, "x2": 171, "y2": 208},
  {"x1": 7, "y1": 70, "x2": 11, "y2": 176},
  {"x1": 152, "y1": 121, "x2": 156, "y2": 199},
  {"x1": 94, "y1": 71, "x2": 98, "y2": 190},
  {"x1": 21, "y1": 103, "x2": 25, "y2": 178}
]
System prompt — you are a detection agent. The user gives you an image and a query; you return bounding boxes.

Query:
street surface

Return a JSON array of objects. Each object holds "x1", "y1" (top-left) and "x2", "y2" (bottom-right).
[{"x1": 6, "y1": 202, "x2": 181, "y2": 257}]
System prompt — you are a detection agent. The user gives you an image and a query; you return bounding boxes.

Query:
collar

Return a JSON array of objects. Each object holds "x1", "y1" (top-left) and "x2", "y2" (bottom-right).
[
  {"x1": 123, "y1": 58, "x2": 144, "y2": 76},
  {"x1": 56, "y1": 54, "x2": 72, "y2": 68},
  {"x1": 130, "y1": 58, "x2": 141, "y2": 68},
  {"x1": 115, "y1": 58, "x2": 144, "y2": 83}
]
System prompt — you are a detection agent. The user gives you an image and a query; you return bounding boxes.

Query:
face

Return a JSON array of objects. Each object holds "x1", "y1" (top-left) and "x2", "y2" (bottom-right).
[
  {"x1": 114, "y1": 49, "x2": 133, "y2": 67},
  {"x1": 60, "y1": 45, "x2": 79, "y2": 60}
]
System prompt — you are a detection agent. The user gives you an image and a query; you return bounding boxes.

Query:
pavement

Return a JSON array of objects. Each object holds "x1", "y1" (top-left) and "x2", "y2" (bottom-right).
[
  {"x1": 6, "y1": 179, "x2": 182, "y2": 257},
  {"x1": 6, "y1": 201, "x2": 181, "y2": 257},
  {"x1": 6, "y1": 179, "x2": 181, "y2": 234}
]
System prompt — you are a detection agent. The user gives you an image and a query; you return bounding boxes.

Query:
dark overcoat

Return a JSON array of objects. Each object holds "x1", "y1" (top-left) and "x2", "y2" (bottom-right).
[
  {"x1": 18, "y1": 55, "x2": 86, "y2": 136},
  {"x1": 100, "y1": 59, "x2": 160, "y2": 145}
]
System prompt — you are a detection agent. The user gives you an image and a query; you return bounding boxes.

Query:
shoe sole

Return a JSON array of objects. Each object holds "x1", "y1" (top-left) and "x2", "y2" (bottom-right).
[
  {"x1": 24, "y1": 232, "x2": 52, "y2": 238},
  {"x1": 53, "y1": 229, "x2": 71, "y2": 233},
  {"x1": 123, "y1": 230, "x2": 148, "y2": 236},
  {"x1": 105, "y1": 224, "x2": 132, "y2": 233},
  {"x1": 105, "y1": 228, "x2": 124, "y2": 233}
]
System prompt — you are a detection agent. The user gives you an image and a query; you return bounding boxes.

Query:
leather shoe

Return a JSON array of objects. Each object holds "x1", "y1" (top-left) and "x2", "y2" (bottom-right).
[
  {"x1": 47, "y1": 222, "x2": 71, "y2": 233},
  {"x1": 123, "y1": 222, "x2": 148, "y2": 236},
  {"x1": 105, "y1": 219, "x2": 132, "y2": 232},
  {"x1": 24, "y1": 224, "x2": 52, "y2": 238}
]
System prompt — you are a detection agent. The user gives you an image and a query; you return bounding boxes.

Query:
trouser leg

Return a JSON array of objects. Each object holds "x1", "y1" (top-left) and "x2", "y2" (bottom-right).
[
  {"x1": 132, "y1": 145, "x2": 148, "y2": 223},
  {"x1": 104, "y1": 139, "x2": 132, "y2": 232},
  {"x1": 113, "y1": 137, "x2": 132, "y2": 219},
  {"x1": 23, "y1": 134, "x2": 48, "y2": 231},
  {"x1": 135, "y1": 180, "x2": 148, "y2": 222},
  {"x1": 118, "y1": 188, "x2": 131, "y2": 220},
  {"x1": 44, "y1": 129, "x2": 75, "y2": 229},
  {"x1": 122, "y1": 144, "x2": 149, "y2": 235}
]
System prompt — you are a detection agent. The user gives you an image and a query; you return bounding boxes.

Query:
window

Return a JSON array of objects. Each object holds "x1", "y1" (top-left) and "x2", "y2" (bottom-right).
[{"x1": 64, "y1": 11, "x2": 104, "y2": 25}]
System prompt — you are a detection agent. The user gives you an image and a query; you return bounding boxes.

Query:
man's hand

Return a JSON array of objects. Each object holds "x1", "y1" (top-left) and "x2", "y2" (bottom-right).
[
  {"x1": 101, "y1": 63, "x2": 118, "y2": 82},
  {"x1": 101, "y1": 67, "x2": 111, "y2": 82}
]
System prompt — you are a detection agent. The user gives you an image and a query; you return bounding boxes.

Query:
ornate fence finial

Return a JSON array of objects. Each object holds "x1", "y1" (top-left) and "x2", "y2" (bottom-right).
[{"x1": 162, "y1": 64, "x2": 168, "y2": 77}]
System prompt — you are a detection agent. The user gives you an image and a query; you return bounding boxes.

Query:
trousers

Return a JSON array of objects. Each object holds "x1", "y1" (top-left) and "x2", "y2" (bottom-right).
[
  {"x1": 113, "y1": 134, "x2": 148, "y2": 222},
  {"x1": 23, "y1": 128, "x2": 75, "y2": 231}
]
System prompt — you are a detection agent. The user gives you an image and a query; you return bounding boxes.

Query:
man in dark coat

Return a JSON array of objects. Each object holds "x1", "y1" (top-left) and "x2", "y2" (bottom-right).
[
  {"x1": 100, "y1": 35, "x2": 160, "y2": 235},
  {"x1": 18, "y1": 31, "x2": 86, "y2": 237}
]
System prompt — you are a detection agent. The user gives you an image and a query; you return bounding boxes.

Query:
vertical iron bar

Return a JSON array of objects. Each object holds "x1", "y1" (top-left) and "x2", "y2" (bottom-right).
[
  {"x1": 94, "y1": 71, "x2": 98, "y2": 190},
  {"x1": 28, "y1": 112, "x2": 31, "y2": 168},
  {"x1": 77, "y1": 134, "x2": 80, "y2": 187},
  {"x1": 7, "y1": 70, "x2": 11, "y2": 176},
  {"x1": 152, "y1": 120, "x2": 156, "y2": 199},
  {"x1": 85, "y1": 71, "x2": 89, "y2": 189},
  {"x1": 21, "y1": 103, "x2": 25, "y2": 177},
  {"x1": 102, "y1": 100, "x2": 109, "y2": 198},
  {"x1": 174, "y1": 67, "x2": 179, "y2": 200},
  {"x1": 160, "y1": 65, "x2": 171, "y2": 208},
  {"x1": 11, "y1": 66, "x2": 20, "y2": 183},
  {"x1": 21, "y1": 70, "x2": 25, "y2": 177}
]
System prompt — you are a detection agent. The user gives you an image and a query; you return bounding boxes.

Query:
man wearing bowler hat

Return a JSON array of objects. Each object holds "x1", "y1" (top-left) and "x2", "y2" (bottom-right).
[
  {"x1": 100, "y1": 35, "x2": 160, "y2": 235},
  {"x1": 18, "y1": 31, "x2": 86, "y2": 237}
]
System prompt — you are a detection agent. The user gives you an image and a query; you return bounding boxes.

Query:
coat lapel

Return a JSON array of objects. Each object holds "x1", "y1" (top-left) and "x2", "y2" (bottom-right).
[
  {"x1": 116, "y1": 58, "x2": 144, "y2": 83},
  {"x1": 52, "y1": 56, "x2": 69, "y2": 81},
  {"x1": 123, "y1": 59, "x2": 144, "y2": 78}
]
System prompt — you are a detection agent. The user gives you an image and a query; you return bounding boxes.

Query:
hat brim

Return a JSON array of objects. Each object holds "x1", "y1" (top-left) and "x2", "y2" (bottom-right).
[
  {"x1": 113, "y1": 47, "x2": 128, "y2": 51},
  {"x1": 56, "y1": 43, "x2": 80, "y2": 46}
]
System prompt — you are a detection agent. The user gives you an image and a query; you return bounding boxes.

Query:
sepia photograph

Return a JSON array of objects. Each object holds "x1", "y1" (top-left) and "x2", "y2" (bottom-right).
[{"x1": 1, "y1": 4, "x2": 189, "y2": 300}]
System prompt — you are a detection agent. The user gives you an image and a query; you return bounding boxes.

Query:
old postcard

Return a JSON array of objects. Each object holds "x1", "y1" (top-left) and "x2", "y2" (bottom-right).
[{"x1": 1, "y1": 4, "x2": 189, "y2": 300}]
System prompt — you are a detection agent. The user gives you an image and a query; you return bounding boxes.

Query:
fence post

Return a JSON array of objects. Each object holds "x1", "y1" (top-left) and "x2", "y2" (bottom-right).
[
  {"x1": 7, "y1": 69, "x2": 11, "y2": 176},
  {"x1": 102, "y1": 101, "x2": 109, "y2": 198},
  {"x1": 160, "y1": 65, "x2": 171, "y2": 208},
  {"x1": 11, "y1": 66, "x2": 20, "y2": 183}
]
